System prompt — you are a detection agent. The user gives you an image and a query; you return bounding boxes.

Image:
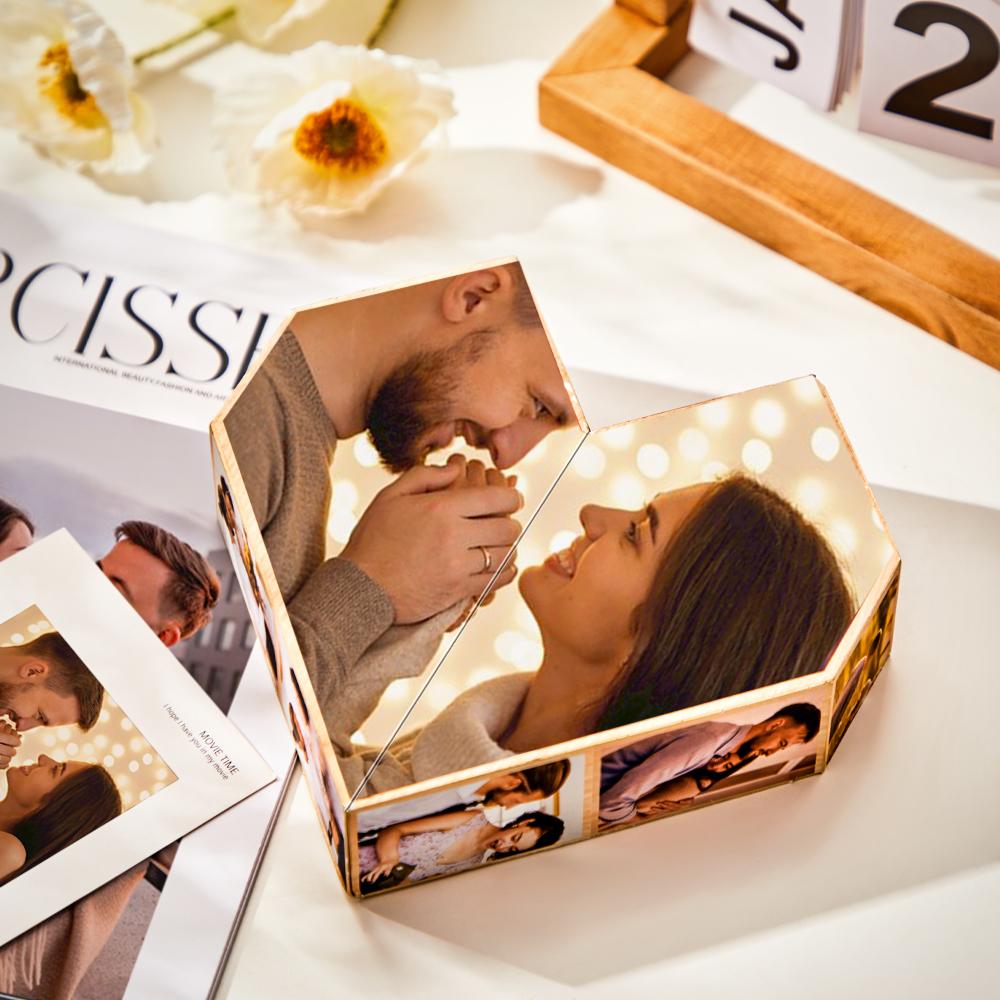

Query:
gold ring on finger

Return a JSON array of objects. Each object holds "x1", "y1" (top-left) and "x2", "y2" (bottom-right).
[{"x1": 478, "y1": 545, "x2": 492, "y2": 573}]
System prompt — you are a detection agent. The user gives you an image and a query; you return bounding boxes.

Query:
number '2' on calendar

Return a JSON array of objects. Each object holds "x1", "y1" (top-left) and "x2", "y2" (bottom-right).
[{"x1": 859, "y1": 0, "x2": 1000, "y2": 166}]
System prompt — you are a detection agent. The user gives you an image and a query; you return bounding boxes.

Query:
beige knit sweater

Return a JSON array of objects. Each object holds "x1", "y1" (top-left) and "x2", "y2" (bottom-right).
[
  {"x1": 224, "y1": 330, "x2": 396, "y2": 693},
  {"x1": 224, "y1": 330, "x2": 523, "y2": 795}
]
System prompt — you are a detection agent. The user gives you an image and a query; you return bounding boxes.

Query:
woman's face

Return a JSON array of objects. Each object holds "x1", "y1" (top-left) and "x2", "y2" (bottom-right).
[
  {"x1": 7, "y1": 755, "x2": 89, "y2": 811},
  {"x1": 488, "y1": 819, "x2": 542, "y2": 855},
  {"x1": 520, "y1": 484, "x2": 710, "y2": 666},
  {"x1": 0, "y1": 520, "x2": 33, "y2": 562}
]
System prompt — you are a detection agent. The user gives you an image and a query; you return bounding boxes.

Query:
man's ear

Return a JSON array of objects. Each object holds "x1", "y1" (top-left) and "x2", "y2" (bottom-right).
[
  {"x1": 157, "y1": 623, "x2": 183, "y2": 648},
  {"x1": 19, "y1": 658, "x2": 49, "y2": 682},
  {"x1": 440, "y1": 268, "x2": 513, "y2": 323}
]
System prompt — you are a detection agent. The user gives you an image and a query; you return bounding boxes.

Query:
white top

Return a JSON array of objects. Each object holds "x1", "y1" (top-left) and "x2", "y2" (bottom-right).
[{"x1": 355, "y1": 782, "x2": 483, "y2": 834}]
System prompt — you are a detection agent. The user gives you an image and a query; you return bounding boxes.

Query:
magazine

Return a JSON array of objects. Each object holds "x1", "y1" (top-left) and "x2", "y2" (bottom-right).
[
  {"x1": 0, "y1": 532, "x2": 274, "y2": 943},
  {"x1": 0, "y1": 190, "x2": 377, "y2": 430},
  {"x1": 0, "y1": 190, "x2": 373, "y2": 998},
  {"x1": 0, "y1": 382, "x2": 292, "y2": 998}
]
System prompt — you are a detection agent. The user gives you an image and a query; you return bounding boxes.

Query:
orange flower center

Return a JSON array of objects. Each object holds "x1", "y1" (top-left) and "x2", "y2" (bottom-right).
[
  {"x1": 292, "y1": 99, "x2": 387, "y2": 174},
  {"x1": 38, "y1": 43, "x2": 107, "y2": 129}
]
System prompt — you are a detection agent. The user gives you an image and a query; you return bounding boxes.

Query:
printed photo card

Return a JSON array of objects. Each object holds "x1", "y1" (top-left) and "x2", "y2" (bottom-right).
[
  {"x1": 0, "y1": 378, "x2": 293, "y2": 1000},
  {"x1": 0, "y1": 382, "x2": 264, "y2": 715},
  {"x1": 0, "y1": 532, "x2": 273, "y2": 943},
  {"x1": 210, "y1": 260, "x2": 900, "y2": 897}
]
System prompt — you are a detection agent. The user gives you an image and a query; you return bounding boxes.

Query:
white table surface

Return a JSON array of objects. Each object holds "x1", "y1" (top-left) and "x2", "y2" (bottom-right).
[{"x1": 3, "y1": 2, "x2": 998, "y2": 996}]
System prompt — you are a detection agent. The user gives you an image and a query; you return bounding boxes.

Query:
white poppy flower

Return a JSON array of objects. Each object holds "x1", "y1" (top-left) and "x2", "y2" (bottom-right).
[
  {"x1": 0, "y1": 0, "x2": 154, "y2": 172},
  {"x1": 214, "y1": 43, "x2": 455, "y2": 221},
  {"x1": 164, "y1": 0, "x2": 333, "y2": 44}
]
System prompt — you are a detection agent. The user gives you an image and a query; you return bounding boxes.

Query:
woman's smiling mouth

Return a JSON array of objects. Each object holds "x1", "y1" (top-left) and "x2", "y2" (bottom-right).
[{"x1": 545, "y1": 546, "x2": 577, "y2": 578}]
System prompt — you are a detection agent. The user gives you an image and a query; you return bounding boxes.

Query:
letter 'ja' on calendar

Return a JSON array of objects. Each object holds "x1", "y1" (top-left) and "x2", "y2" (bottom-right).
[{"x1": 688, "y1": 0, "x2": 862, "y2": 111}]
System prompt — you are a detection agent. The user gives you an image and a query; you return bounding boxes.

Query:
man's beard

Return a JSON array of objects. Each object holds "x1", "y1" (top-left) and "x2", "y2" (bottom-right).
[
  {"x1": 0, "y1": 680, "x2": 19, "y2": 719},
  {"x1": 367, "y1": 328, "x2": 498, "y2": 474},
  {"x1": 728, "y1": 739, "x2": 764, "y2": 769},
  {"x1": 707, "y1": 741, "x2": 757, "y2": 774}
]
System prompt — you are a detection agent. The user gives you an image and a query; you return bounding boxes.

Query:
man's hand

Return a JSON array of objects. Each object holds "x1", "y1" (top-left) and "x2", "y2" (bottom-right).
[
  {"x1": 637, "y1": 798, "x2": 691, "y2": 817},
  {"x1": 340, "y1": 459, "x2": 522, "y2": 625},
  {"x1": 0, "y1": 719, "x2": 21, "y2": 770}
]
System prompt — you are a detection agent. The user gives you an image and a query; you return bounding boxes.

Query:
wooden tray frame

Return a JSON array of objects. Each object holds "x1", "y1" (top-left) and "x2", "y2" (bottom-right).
[{"x1": 539, "y1": 1, "x2": 1000, "y2": 372}]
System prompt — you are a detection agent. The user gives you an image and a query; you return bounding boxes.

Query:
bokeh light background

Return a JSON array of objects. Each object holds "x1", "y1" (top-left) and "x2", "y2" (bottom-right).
[
  {"x1": 2, "y1": 606, "x2": 176, "y2": 811},
  {"x1": 345, "y1": 377, "x2": 894, "y2": 769}
]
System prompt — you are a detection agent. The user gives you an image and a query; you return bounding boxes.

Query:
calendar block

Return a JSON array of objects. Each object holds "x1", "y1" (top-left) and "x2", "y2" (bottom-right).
[
  {"x1": 689, "y1": 0, "x2": 850, "y2": 110},
  {"x1": 859, "y1": 0, "x2": 1000, "y2": 166},
  {"x1": 540, "y1": 3, "x2": 1000, "y2": 372}
]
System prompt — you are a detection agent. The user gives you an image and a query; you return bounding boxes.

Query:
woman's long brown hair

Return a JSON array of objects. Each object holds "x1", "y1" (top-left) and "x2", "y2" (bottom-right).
[
  {"x1": 7, "y1": 765, "x2": 122, "y2": 881},
  {"x1": 596, "y1": 475, "x2": 855, "y2": 732}
]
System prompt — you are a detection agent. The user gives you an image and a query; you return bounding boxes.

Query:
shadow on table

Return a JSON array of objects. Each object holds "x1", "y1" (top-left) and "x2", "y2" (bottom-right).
[
  {"x1": 293, "y1": 148, "x2": 603, "y2": 240},
  {"x1": 91, "y1": 72, "x2": 228, "y2": 203}
]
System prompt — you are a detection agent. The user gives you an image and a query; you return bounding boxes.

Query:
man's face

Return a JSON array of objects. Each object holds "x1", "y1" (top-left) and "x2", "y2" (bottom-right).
[
  {"x1": 480, "y1": 773, "x2": 545, "y2": 807},
  {"x1": 367, "y1": 324, "x2": 575, "y2": 472},
  {"x1": 490, "y1": 786, "x2": 545, "y2": 808},
  {"x1": 705, "y1": 719, "x2": 810, "y2": 773},
  {"x1": 0, "y1": 678, "x2": 81, "y2": 731},
  {"x1": 97, "y1": 540, "x2": 173, "y2": 634},
  {"x1": 739, "y1": 718, "x2": 810, "y2": 763}
]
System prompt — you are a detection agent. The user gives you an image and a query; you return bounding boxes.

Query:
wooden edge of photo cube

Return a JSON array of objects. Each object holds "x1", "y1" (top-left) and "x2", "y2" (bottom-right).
[
  {"x1": 539, "y1": 1, "x2": 1000, "y2": 374},
  {"x1": 209, "y1": 357, "x2": 904, "y2": 899},
  {"x1": 356, "y1": 548, "x2": 899, "y2": 898},
  {"x1": 346, "y1": 548, "x2": 902, "y2": 899}
]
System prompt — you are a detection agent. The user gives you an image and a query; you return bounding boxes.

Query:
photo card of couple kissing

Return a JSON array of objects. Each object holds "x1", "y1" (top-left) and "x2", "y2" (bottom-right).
[{"x1": 0, "y1": 532, "x2": 274, "y2": 944}]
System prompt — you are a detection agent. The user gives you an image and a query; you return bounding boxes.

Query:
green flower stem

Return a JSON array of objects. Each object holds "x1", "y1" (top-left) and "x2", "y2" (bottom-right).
[
  {"x1": 366, "y1": 0, "x2": 402, "y2": 48},
  {"x1": 133, "y1": 6, "x2": 237, "y2": 66}
]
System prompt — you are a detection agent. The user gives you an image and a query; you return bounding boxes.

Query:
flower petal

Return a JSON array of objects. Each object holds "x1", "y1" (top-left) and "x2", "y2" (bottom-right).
[
  {"x1": 0, "y1": 0, "x2": 153, "y2": 172},
  {"x1": 213, "y1": 42, "x2": 455, "y2": 221}
]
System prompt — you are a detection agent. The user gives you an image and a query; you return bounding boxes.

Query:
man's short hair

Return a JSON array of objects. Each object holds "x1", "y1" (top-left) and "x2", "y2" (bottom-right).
[
  {"x1": 116, "y1": 521, "x2": 220, "y2": 639},
  {"x1": 767, "y1": 702, "x2": 821, "y2": 742},
  {"x1": 519, "y1": 759, "x2": 571, "y2": 797},
  {"x1": 22, "y1": 632, "x2": 104, "y2": 731},
  {"x1": 0, "y1": 498, "x2": 34, "y2": 544},
  {"x1": 507, "y1": 263, "x2": 542, "y2": 330}
]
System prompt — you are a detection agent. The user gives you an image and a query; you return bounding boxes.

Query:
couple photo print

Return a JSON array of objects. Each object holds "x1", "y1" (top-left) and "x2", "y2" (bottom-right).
[
  {"x1": 0, "y1": 533, "x2": 273, "y2": 943},
  {"x1": 211, "y1": 259, "x2": 900, "y2": 896}
]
